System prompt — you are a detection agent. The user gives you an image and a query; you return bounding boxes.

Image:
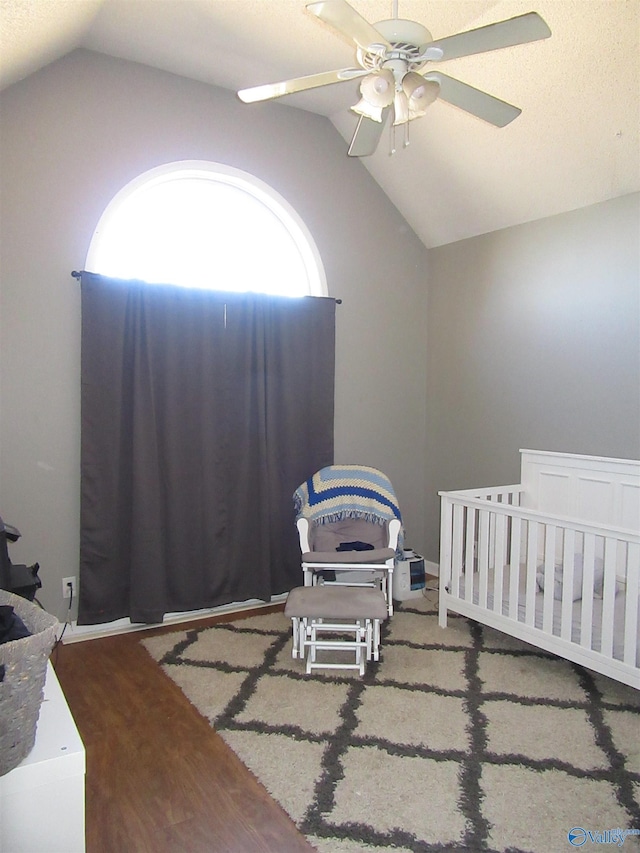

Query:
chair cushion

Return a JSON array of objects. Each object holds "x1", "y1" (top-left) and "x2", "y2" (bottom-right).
[
  {"x1": 301, "y1": 548, "x2": 395, "y2": 564},
  {"x1": 284, "y1": 585, "x2": 388, "y2": 620},
  {"x1": 310, "y1": 518, "x2": 388, "y2": 552}
]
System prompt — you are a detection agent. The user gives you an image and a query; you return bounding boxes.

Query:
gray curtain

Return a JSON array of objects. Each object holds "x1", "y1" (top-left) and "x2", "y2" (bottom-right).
[{"x1": 78, "y1": 272, "x2": 335, "y2": 624}]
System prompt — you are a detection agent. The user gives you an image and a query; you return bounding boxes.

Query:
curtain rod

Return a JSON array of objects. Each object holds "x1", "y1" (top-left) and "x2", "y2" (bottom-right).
[{"x1": 71, "y1": 271, "x2": 341, "y2": 303}]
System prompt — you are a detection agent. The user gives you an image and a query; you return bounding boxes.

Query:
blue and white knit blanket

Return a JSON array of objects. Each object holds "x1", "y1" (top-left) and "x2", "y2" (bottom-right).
[{"x1": 293, "y1": 466, "x2": 403, "y2": 548}]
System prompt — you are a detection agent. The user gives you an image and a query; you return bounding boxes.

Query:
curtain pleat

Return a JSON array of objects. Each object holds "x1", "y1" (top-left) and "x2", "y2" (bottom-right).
[{"x1": 78, "y1": 273, "x2": 335, "y2": 624}]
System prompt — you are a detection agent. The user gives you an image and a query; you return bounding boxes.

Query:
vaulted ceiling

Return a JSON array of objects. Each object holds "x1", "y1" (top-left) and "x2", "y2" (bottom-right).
[{"x1": 1, "y1": 0, "x2": 639, "y2": 248}]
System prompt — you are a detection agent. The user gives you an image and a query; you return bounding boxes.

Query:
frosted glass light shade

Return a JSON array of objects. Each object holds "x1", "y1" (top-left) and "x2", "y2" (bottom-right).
[{"x1": 351, "y1": 69, "x2": 395, "y2": 121}]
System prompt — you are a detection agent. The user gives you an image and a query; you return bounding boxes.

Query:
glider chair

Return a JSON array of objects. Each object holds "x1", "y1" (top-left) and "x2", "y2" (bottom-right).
[
  {"x1": 293, "y1": 465, "x2": 403, "y2": 618},
  {"x1": 285, "y1": 466, "x2": 403, "y2": 674}
]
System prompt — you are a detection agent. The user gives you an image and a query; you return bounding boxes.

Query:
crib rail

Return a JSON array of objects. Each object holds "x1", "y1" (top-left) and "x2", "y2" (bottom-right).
[{"x1": 439, "y1": 485, "x2": 640, "y2": 689}]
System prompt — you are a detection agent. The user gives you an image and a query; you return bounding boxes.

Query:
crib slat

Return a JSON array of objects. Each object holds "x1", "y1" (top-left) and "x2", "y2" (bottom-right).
[
  {"x1": 579, "y1": 533, "x2": 596, "y2": 650},
  {"x1": 561, "y1": 528, "x2": 576, "y2": 641},
  {"x1": 542, "y1": 525, "x2": 556, "y2": 634},
  {"x1": 464, "y1": 508, "x2": 476, "y2": 604},
  {"x1": 451, "y1": 502, "x2": 464, "y2": 598},
  {"x1": 525, "y1": 521, "x2": 538, "y2": 626},
  {"x1": 493, "y1": 512, "x2": 507, "y2": 614},
  {"x1": 508, "y1": 516, "x2": 522, "y2": 620},
  {"x1": 478, "y1": 509, "x2": 490, "y2": 609},
  {"x1": 600, "y1": 537, "x2": 617, "y2": 657},
  {"x1": 624, "y1": 543, "x2": 639, "y2": 666}
]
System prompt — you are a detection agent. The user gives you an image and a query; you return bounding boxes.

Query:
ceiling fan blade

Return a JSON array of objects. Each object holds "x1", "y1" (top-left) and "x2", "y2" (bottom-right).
[
  {"x1": 348, "y1": 110, "x2": 390, "y2": 157},
  {"x1": 306, "y1": 0, "x2": 391, "y2": 52},
  {"x1": 426, "y1": 72, "x2": 521, "y2": 127},
  {"x1": 238, "y1": 67, "x2": 367, "y2": 103},
  {"x1": 426, "y1": 12, "x2": 551, "y2": 62}
]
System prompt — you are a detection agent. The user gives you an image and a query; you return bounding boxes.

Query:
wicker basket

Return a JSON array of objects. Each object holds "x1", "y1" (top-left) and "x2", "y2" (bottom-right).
[{"x1": 0, "y1": 590, "x2": 59, "y2": 776}]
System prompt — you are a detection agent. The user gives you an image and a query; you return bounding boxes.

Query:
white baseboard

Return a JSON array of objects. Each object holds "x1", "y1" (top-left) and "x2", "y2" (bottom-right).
[
  {"x1": 58, "y1": 562, "x2": 441, "y2": 643},
  {"x1": 425, "y1": 559, "x2": 439, "y2": 577},
  {"x1": 59, "y1": 593, "x2": 288, "y2": 643}
]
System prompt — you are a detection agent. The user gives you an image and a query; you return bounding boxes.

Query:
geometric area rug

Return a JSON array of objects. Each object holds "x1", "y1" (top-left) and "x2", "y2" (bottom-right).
[{"x1": 141, "y1": 591, "x2": 640, "y2": 853}]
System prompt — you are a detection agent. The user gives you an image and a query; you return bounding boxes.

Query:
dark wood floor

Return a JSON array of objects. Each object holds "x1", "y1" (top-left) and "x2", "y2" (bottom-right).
[{"x1": 53, "y1": 607, "x2": 316, "y2": 853}]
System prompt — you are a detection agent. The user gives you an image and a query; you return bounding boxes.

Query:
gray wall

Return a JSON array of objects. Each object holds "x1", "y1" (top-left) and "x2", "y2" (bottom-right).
[
  {"x1": 0, "y1": 49, "x2": 429, "y2": 621},
  {"x1": 2, "y1": 48, "x2": 637, "y2": 615},
  {"x1": 424, "y1": 192, "x2": 640, "y2": 561}
]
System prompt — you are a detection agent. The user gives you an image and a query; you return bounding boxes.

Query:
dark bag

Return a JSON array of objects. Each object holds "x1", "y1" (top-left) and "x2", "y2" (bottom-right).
[{"x1": 0, "y1": 516, "x2": 42, "y2": 601}]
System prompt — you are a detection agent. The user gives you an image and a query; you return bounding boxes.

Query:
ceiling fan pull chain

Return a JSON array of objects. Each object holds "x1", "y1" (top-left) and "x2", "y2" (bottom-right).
[
  {"x1": 404, "y1": 120, "x2": 410, "y2": 148},
  {"x1": 389, "y1": 121, "x2": 397, "y2": 156}
]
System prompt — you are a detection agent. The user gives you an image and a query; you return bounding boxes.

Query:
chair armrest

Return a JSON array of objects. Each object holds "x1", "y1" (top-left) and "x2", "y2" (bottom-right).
[
  {"x1": 388, "y1": 518, "x2": 401, "y2": 551},
  {"x1": 297, "y1": 517, "x2": 311, "y2": 552}
]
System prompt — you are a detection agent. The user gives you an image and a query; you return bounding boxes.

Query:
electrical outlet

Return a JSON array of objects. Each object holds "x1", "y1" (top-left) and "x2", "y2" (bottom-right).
[{"x1": 62, "y1": 576, "x2": 77, "y2": 600}]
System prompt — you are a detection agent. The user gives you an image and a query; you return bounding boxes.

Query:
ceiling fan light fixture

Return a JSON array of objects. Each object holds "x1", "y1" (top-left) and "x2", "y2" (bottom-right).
[
  {"x1": 359, "y1": 70, "x2": 395, "y2": 106},
  {"x1": 402, "y1": 71, "x2": 440, "y2": 119},
  {"x1": 352, "y1": 69, "x2": 395, "y2": 121},
  {"x1": 351, "y1": 98, "x2": 386, "y2": 122}
]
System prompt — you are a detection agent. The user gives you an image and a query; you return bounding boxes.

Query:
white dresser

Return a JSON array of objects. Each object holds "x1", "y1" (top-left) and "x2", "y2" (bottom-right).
[{"x1": 0, "y1": 662, "x2": 85, "y2": 852}]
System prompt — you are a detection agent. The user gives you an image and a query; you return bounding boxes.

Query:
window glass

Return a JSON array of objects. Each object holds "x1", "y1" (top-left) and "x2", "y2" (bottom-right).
[{"x1": 86, "y1": 162, "x2": 327, "y2": 297}]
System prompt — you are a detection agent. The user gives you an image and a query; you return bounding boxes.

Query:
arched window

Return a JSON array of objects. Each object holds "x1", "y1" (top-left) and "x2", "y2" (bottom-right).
[{"x1": 86, "y1": 161, "x2": 327, "y2": 297}]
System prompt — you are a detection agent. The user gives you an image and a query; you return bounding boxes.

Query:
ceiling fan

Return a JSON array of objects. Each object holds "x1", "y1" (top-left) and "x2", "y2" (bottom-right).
[{"x1": 237, "y1": 0, "x2": 551, "y2": 157}]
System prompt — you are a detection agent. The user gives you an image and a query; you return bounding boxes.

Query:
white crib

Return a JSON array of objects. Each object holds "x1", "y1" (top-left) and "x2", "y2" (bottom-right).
[{"x1": 438, "y1": 450, "x2": 640, "y2": 689}]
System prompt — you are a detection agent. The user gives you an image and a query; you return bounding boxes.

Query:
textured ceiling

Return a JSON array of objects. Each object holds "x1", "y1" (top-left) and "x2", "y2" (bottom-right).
[{"x1": 1, "y1": 0, "x2": 639, "y2": 248}]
